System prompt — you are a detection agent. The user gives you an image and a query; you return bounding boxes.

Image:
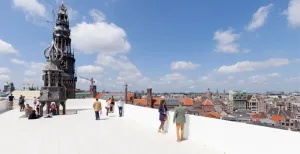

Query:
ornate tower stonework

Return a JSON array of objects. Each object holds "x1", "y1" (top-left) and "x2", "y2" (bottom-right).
[{"x1": 39, "y1": 2, "x2": 77, "y2": 115}]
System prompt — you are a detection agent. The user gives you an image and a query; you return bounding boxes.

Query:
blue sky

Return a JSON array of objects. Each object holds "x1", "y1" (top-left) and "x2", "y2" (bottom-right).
[{"x1": 0, "y1": 0, "x2": 300, "y2": 93}]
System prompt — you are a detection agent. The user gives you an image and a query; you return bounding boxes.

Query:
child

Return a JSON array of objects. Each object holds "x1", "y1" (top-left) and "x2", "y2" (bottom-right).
[
  {"x1": 50, "y1": 103, "x2": 56, "y2": 115},
  {"x1": 33, "y1": 97, "x2": 37, "y2": 107}
]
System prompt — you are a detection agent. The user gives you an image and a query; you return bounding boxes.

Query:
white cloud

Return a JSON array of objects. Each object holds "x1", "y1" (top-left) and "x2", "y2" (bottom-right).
[
  {"x1": 89, "y1": 9, "x2": 106, "y2": 22},
  {"x1": 96, "y1": 54, "x2": 137, "y2": 71},
  {"x1": 95, "y1": 53, "x2": 149, "y2": 89},
  {"x1": 24, "y1": 70, "x2": 36, "y2": 76},
  {"x1": 68, "y1": 7, "x2": 79, "y2": 21},
  {"x1": 0, "y1": 75, "x2": 10, "y2": 81},
  {"x1": 200, "y1": 76, "x2": 209, "y2": 81},
  {"x1": 28, "y1": 62, "x2": 44, "y2": 71},
  {"x1": 216, "y1": 58, "x2": 289, "y2": 74},
  {"x1": 10, "y1": 59, "x2": 45, "y2": 85},
  {"x1": 268, "y1": 73, "x2": 280, "y2": 77},
  {"x1": 213, "y1": 28, "x2": 242, "y2": 53},
  {"x1": 71, "y1": 10, "x2": 130, "y2": 54},
  {"x1": 11, "y1": 58, "x2": 44, "y2": 68},
  {"x1": 160, "y1": 73, "x2": 185, "y2": 81},
  {"x1": 70, "y1": 10, "x2": 150, "y2": 91},
  {"x1": 78, "y1": 78, "x2": 88, "y2": 84},
  {"x1": 249, "y1": 75, "x2": 268, "y2": 84},
  {"x1": 246, "y1": 4, "x2": 273, "y2": 31},
  {"x1": 0, "y1": 39, "x2": 18, "y2": 55},
  {"x1": 13, "y1": 0, "x2": 46, "y2": 18},
  {"x1": 77, "y1": 65, "x2": 104, "y2": 74},
  {"x1": 189, "y1": 85, "x2": 196, "y2": 89},
  {"x1": 0, "y1": 67, "x2": 10, "y2": 74},
  {"x1": 284, "y1": 0, "x2": 300, "y2": 27},
  {"x1": 237, "y1": 80, "x2": 245, "y2": 84},
  {"x1": 228, "y1": 76, "x2": 235, "y2": 80},
  {"x1": 171, "y1": 61, "x2": 200, "y2": 70},
  {"x1": 11, "y1": 58, "x2": 26, "y2": 65}
]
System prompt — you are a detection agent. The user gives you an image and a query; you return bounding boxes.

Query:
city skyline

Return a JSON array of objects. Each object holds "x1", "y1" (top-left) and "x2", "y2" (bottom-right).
[{"x1": 0, "y1": 0, "x2": 300, "y2": 92}]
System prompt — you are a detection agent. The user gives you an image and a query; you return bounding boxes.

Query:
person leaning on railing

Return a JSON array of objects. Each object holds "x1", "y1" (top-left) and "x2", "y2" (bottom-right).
[{"x1": 173, "y1": 100, "x2": 187, "y2": 142}]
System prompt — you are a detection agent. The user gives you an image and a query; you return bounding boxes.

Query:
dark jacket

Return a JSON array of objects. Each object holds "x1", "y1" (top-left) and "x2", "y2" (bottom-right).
[
  {"x1": 19, "y1": 98, "x2": 25, "y2": 105},
  {"x1": 28, "y1": 113, "x2": 37, "y2": 120},
  {"x1": 159, "y1": 105, "x2": 168, "y2": 121}
]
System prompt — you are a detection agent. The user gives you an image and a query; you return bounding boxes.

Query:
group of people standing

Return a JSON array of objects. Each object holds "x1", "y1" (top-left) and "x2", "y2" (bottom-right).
[
  {"x1": 158, "y1": 100, "x2": 187, "y2": 142},
  {"x1": 93, "y1": 96, "x2": 187, "y2": 142},
  {"x1": 93, "y1": 96, "x2": 124, "y2": 120}
]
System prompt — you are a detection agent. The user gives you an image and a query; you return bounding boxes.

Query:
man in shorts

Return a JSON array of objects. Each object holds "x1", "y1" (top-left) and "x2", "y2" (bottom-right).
[{"x1": 8, "y1": 94, "x2": 15, "y2": 110}]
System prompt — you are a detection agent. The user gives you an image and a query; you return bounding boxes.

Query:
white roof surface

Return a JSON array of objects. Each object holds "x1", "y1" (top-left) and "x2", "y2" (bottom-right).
[{"x1": 0, "y1": 107, "x2": 221, "y2": 154}]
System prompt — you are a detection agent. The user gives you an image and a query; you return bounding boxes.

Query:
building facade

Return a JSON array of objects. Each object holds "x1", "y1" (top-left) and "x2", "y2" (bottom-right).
[
  {"x1": 247, "y1": 95, "x2": 259, "y2": 113},
  {"x1": 229, "y1": 90, "x2": 247, "y2": 110}
]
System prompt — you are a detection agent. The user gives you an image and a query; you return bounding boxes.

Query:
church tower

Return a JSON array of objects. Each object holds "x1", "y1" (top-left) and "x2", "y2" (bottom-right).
[
  {"x1": 39, "y1": 2, "x2": 77, "y2": 115},
  {"x1": 53, "y1": 2, "x2": 77, "y2": 98}
]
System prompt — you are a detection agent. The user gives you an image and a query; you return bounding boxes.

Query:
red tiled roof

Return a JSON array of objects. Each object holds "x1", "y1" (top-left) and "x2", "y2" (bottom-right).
[
  {"x1": 202, "y1": 99, "x2": 214, "y2": 106},
  {"x1": 184, "y1": 98, "x2": 193, "y2": 106},
  {"x1": 271, "y1": 115, "x2": 285, "y2": 123},
  {"x1": 252, "y1": 113, "x2": 267, "y2": 121},
  {"x1": 127, "y1": 93, "x2": 134, "y2": 100},
  {"x1": 95, "y1": 93, "x2": 103, "y2": 99},
  {"x1": 133, "y1": 99, "x2": 147, "y2": 106},
  {"x1": 153, "y1": 98, "x2": 160, "y2": 105},
  {"x1": 208, "y1": 111, "x2": 222, "y2": 119},
  {"x1": 194, "y1": 97, "x2": 201, "y2": 103}
]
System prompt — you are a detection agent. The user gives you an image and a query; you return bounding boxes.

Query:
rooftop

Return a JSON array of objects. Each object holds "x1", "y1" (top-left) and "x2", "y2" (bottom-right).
[
  {"x1": 0, "y1": 99, "x2": 220, "y2": 154},
  {"x1": 1, "y1": 99, "x2": 300, "y2": 154}
]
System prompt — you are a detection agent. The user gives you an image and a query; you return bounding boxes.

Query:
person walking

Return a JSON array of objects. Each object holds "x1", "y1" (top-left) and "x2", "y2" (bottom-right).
[
  {"x1": 173, "y1": 100, "x2": 187, "y2": 142},
  {"x1": 117, "y1": 97, "x2": 124, "y2": 117},
  {"x1": 19, "y1": 96, "x2": 25, "y2": 112},
  {"x1": 110, "y1": 96, "x2": 115, "y2": 113},
  {"x1": 8, "y1": 94, "x2": 15, "y2": 110},
  {"x1": 158, "y1": 100, "x2": 168, "y2": 134},
  {"x1": 93, "y1": 98, "x2": 102, "y2": 120},
  {"x1": 105, "y1": 98, "x2": 111, "y2": 116}
]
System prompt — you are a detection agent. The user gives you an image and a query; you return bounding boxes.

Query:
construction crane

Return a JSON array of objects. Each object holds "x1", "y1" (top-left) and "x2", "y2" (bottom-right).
[
  {"x1": 79, "y1": 76, "x2": 95, "y2": 85},
  {"x1": 78, "y1": 76, "x2": 97, "y2": 98}
]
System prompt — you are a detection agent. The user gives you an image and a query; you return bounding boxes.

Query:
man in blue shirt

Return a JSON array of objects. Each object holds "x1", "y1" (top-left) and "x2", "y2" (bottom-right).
[{"x1": 8, "y1": 94, "x2": 15, "y2": 109}]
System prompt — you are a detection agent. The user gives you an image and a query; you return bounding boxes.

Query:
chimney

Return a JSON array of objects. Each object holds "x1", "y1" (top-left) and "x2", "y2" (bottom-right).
[
  {"x1": 147, "y1": 88, "x2": 153, "y2": 108},
  {"x1": 125, "y1": 84, "x2": 128, "y2": 104}
]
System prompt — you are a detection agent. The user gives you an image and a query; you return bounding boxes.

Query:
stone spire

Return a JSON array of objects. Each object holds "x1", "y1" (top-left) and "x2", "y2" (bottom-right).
[
  {"x1": 39, "y1": 2, "x2": 77, "y2": 116},
  {"x1": 206, "y1": 88, "x2": 212, "y2": 100}
]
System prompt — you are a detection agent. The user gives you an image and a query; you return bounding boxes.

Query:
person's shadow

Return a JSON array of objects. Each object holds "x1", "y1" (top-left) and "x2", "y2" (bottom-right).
[
  {"x1": 164, "y1": 112, "x2": 170, "y2": 133},
  {"x1": 183, "y1": 114, "x2": 190, "y2": 140}
]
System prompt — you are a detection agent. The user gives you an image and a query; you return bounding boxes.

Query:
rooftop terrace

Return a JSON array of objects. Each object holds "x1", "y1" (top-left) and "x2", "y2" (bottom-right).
[
  {"x1": 0, "y1": 100, "x2": 218, "y2": 154},
  {"x1": 0, "y1": 99, "x2": 299, "y2": 154}
]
